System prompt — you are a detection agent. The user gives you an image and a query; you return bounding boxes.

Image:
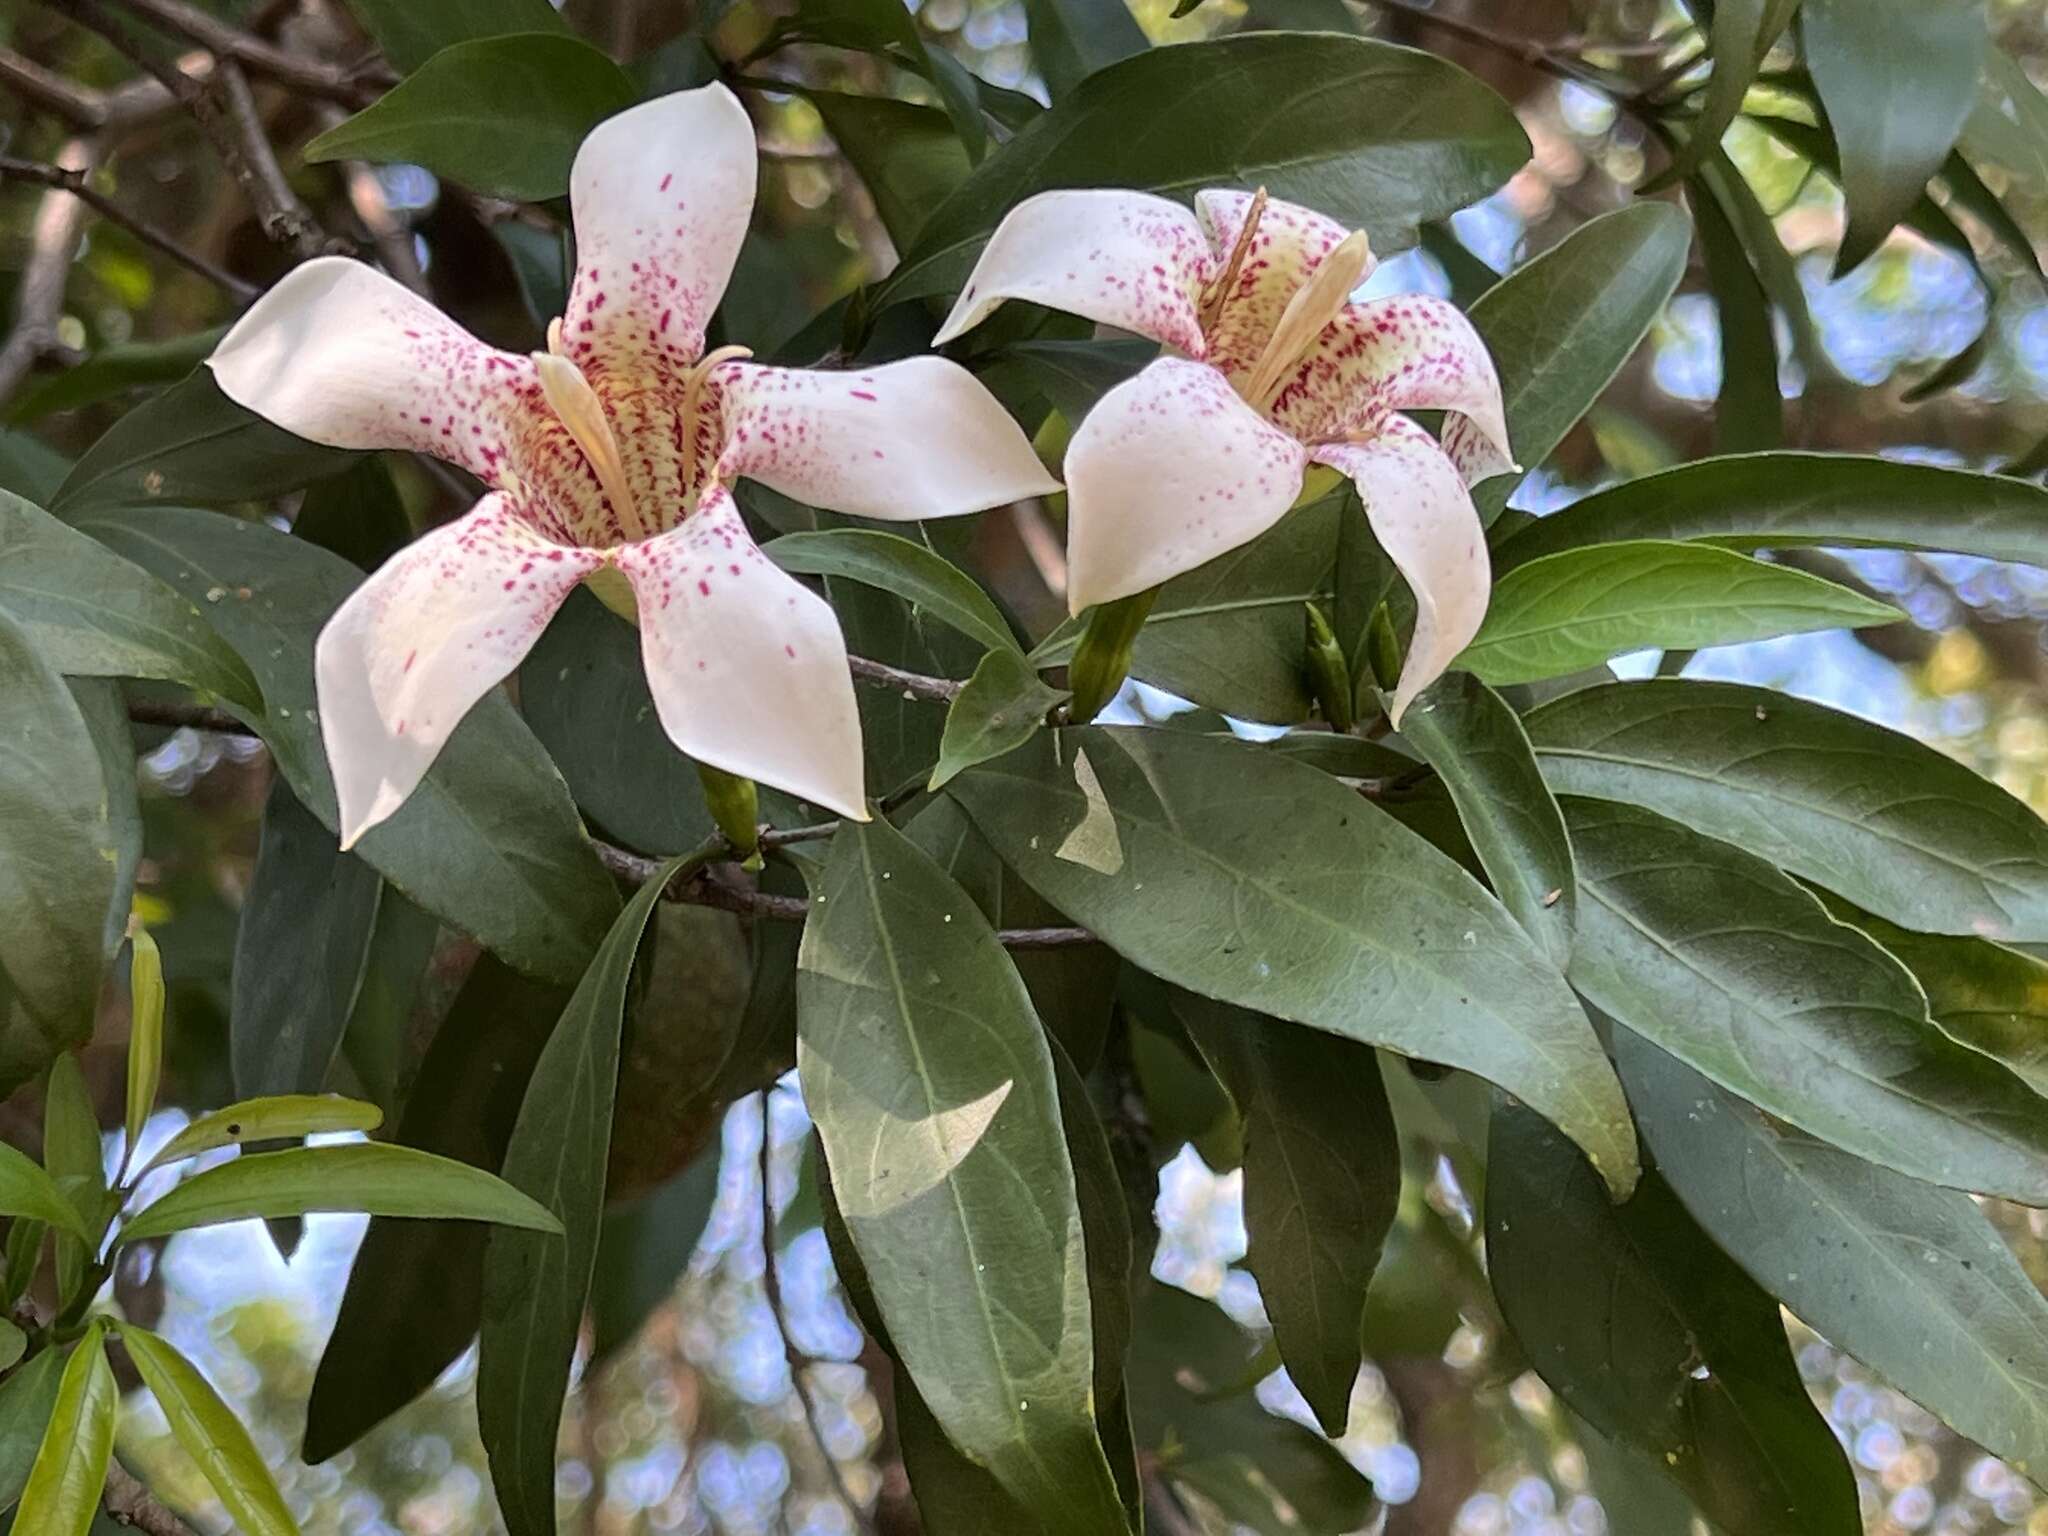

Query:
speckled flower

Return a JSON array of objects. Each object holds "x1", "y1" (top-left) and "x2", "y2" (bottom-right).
[
  {"x1": 935, "y1": 187, "x2": 1516, "y2": 721},
  {"x1": 208, "y1": 84, "x2": 1057, "y2": 846}
]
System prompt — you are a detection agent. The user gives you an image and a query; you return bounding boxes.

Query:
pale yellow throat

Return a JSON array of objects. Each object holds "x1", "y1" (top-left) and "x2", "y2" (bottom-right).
[{"x1": 532, "y1": 318, "x2": 648, "y2": 542}]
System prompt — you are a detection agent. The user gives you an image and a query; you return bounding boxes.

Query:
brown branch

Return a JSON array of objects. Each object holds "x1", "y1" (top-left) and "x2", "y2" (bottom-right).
[
  {"x1": 846, "y1": 654, "x2": 963, "y2": 703},
  {"x1": 1, "y1": 41, "x2": 215, "y2": 128},
  {"x1": 0, "y1": 155, "x2": 256, "y2": 299},
  {"x1": 0, "y1": 137, "x2": 96, "y2": 404},
  {"x1": 106, "y1": 0, "x2": 383, "y2": 104},
  {"x1": 1356, "y1": 0, "x2": 1640, "y2": 97},
  {"x1": 102, "y1": 1460, "x2": 198, "y2": 1536}
]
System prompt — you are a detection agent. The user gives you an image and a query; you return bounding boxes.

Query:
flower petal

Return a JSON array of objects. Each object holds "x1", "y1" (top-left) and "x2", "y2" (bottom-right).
[
  {"x1": 932, "y1": 189, "x2": 1211, "y2": 356},
  {"x1": 1063, "y1": 357, "x2": 1309, "y2": 615},
  {"x1": 560, "y1": 84, "x2": 756, "y2": 384},
  {"x1": 616, "y1": 486, "x2": 869, "y2": 820},
  {"x1": 315, "y1": 496, "x2": 600, "y2": 849},
  {"x1": 713, "y1": 356, "x2": 1059, "y2": 519},
  {"x1": 209, "y1": 257, "x2": 538, "y2": 484},
  {"x1": 1316, "y1": 416, "x2": 1491, "y2": 725},
  {"x1": 1195, "y1": 189, "x2": 1368, "y2": 380},
  {"x1": 1272, "y1": 295, "x2": 1514, "y2": 476}
]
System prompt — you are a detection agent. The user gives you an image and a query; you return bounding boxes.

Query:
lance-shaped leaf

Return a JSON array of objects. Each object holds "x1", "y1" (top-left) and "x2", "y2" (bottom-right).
[
  {"x1": 1691, "y1": 169, "x2": 1784, "y2": 452},
  {"x1": 1619, "y1": 1034, "x2": 2048, "y2": 1487},
  {"x1": 143, "y1": 1095, "x2": 383, "y2": 1175},
  {"x1": 797, "y1": 819, "x2": 1126, "y2": 1532},
  {"x1": 117, "y1": 1143, "x2": 562, "y2": 1245},
  {"x1": 123, "y1": 931, "x2": 163, "y2": 1168},
  {"x1": 1022, "y1": 0, "x2": 1148, "y2": 97},
  {"x1": 45, "y1": 1054, "x2": 105, "y2": 1307},
  {"x1": 930, "y1": 648, "x2": 1065, "y2": 791},
  {"x1": 766, "y1": 529, "x2": 1020, "y2": 656},
  {"x1": 479, "y1": 855, "x2": 684, "y2": 1536},
  {"x1": 14, "y1": 1323, "x2": 114, "y2": 1536},
  {"x1": 951, "y1": 728, "x2": 1639, "y2": 1196},
  {"x1": 1563, "y1": 796, "x2": 2048, "y2": 1202},
  {"x1": 0, "y1": 1348, "x2": 67, "y2": 1507},
  {"x1": 1652, "y1": 0, "x2": 1804, "y2": 189},
  {"x1": 344, "y1": 0, "x2": 569, "y2": 74},
  {"x1": 1529, "y1": 679, "x2": 2048, "y2": 941},
  {"x1": 1487, "y1": 1099, "x2": 1858, "y2": 1535},
  {"x1": 0, "y1": 1139, "x2": 89, "y2": 1241},
  {"x1": 121, "y1": 1325, "x2": 298, "y2": 1536}
]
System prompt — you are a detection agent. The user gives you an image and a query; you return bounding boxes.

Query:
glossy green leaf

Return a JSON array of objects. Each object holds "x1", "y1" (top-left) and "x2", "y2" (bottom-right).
[
  {"x1": 0, "y1": 431, "x2": 68, "y2": 504},
  {"x1": 79, "y1": 506, "x2": 619, "y2": 983},
  {"x1": 343, "y1": 0, "x2": 568, "y2": 74},
  {"x1": 1563, "y1": 795, "x2": 2048, "y2": 1202},
  {"x1": 879, "y1": 32, "x2": 1530, "y2": 308},
  {"x1": 1620, "y1": 1034, "x2": 2048, "y2": 1487},
  {"x1": 1963, "y1": 47, "x2": 2048, "y2": 196},
  {"x1": 5, "y1": 329, "x2": 224, "y2": 424},
  {"x1": 1529, "y1": 679, "x2": 2048, "y2": 940},
  {"x1": 951, "y1": 727, "x2": 1639, "y2": 1195},
  {"x1": 67, "y1": 681, "x2": 141, "y2": 967},
  {"x1": 0, "y1": 1322, "x2": 25, "y2": 1374},
  {"x1": 480, "y1": 856, "x2": 682, "y2": 1536},
  {"x1": 143, "y1": 1095, "x2": 383, "y2": 1175},
  {"x1": 1488, "y1": 1100, "x2": 1857, "y2": 1536},
  {"x1": 1654, "y1": 0, "x2": 1803, "y2": 189},
  {"x1": 0, "y1": 1141, "x2": 89, "y2": 1242},
  {"x1": 1460, "y1": 541, "x2": 1897, "y2": 684},
  {"x1": 123, "y1": 931, "x2": 163, "y2": 1167},
  {"x1": 292, "y1": 457, "x2": 413, "y2": 573},
  {"x1": 0, "y1": 1349, "x2": 67, "y2": 1508},
  {"x1": 14, "y1": 1322, "x2": 114, "y2": 1536},
  {"x1": 1804, "y1": 0, "x2": 1988, "y2": 272},
  {"x1": 120, "y1": 1326, "x2": 298, "y2": 1536},
  {"x1": 1397, "y1": 673, "x2": 1576, "y2": 969},
  {"x1": 1182, "y1": 994, "x2": 1397, "y2": 1437},
  {"x1": 1691, "y1": 169, "x2": 1784, "y2": 452},
  {"x1": 44, "y1": 1054, "x2": 104, "y2": 1307},
  {"x1": 766, "y1": 529, "x2": 1018, "y2": 655},
  {"x1": 118, "y1": 1143, "x2": 562, "y2": 1245},
  {"x1": 305, "y1": 35, "x2": 638, "y2": 200},
  {"x1": 1021, "y1": 0, "x2": 1148, "y2": 97},
  {"x1": 797, "y1": 818, "x2": 1125, "y2": 1531},
  {"x1": 929, "y1": 647, "x2": 1064, "y2": 791},
  {"x1": 807, "y1": 92, "x2": 971, "y2": 248}
]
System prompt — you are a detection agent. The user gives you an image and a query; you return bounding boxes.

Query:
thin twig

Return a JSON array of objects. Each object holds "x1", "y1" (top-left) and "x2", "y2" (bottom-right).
[
  {"x1": 0, "y1": 136, "x2": 96, "y2": 403},
  {"x1": 0, "y1": 47, "x2": 116, "y2": 126},
  {"x1": 106, "y1": 0, "x2": 383, "y2": 103},
  {"x1": 125, "y1": 697, "x2": 246, "y2": 733},
  {"x1": 1355, "y1": 0, "x2": 1637, "y2": 96},
  {"x1": 846, "y1": 654, "x2": 962, "y2": 703},
  {"x1": 0, "y1": 155, "x2": 256, "y2": 299},
  {"x1": 102, "y1": 1460, "x2": 198, "y2": 1536},
  {"x1": 758, "y1": 1093, "x2": 873, "y2": 1534}
]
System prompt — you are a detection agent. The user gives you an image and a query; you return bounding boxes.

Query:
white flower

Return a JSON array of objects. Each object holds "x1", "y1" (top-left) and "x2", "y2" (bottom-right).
[
  {"x1": 936, "y1": 187, "x2": 1516, "y2": 721},
  {"x1": 209, "y1": 83, "x2": 1057, "y2": 846}
]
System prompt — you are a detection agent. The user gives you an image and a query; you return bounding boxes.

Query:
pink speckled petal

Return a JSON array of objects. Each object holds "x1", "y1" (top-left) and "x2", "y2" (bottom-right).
[
  {"x1": 1194, "y1": 189, "x2": 1368, "y2": 381},
  {"x1": 713, "y1": 356, "x2": 1060, "y2": 520},
  {"x1": 932, "y1": 189, "x2": 1211, "y2": 355},
  {"x1": 314, "y1": 495, "x2": 601, "y2": 849},
  {"x1": 208, "y1": 257, "x2": 540, "y2": 485},
  {"x1": 1063, "y1": 357, "x2": 1309, "y2": 615},
  {"x1": 1316, "y1": 417, "x2": 1491, "y2": 725},
  {"x1": 560, "y1": 84, "x2": 757, "y2": 385},
  {"x1": 617, "y1": 487, "x2": 868, "y2": 820},
  {"x1": 1273, "y1": 295, "x2": 1514, "y2": 477}
]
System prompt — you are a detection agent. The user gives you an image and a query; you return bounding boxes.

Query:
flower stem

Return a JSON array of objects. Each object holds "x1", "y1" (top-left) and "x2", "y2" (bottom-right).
[{"x1": 1066, "y1": 588, "x2": 1159, "y2": 724}]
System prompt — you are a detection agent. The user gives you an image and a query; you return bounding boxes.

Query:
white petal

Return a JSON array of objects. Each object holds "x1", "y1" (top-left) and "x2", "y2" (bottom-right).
[
  {"x1": 932, "y1": 189, "x2": 1211, "y2": 355},
  {"x1": 1194, "y1": 189, "x2": 1370, "y2": 379},
  {"x1": 315, "y1": 496, "x2": 600, "y2": 849},
  {"x1": 1063, "y1": 357, "x2": 1308, "y2": 614},
  {"x1": 560, "y1": 84, "x2": 757, "y2": 383},
  {"x1": 714, "y1": 356, "x2": 1060, "y2": 520},
  {"x1": 208, "y1": 257, "x2": 538, "y2": 484},
  {"x1": 1316, "y1": 416, "x2": 1491, "y2": 725},
  {"x1": 616, "y1": 487, "x2": 869, "y2": 820},
  {"x1": 1273, "y1": 295, "x2": 1514, "y2": 477}
]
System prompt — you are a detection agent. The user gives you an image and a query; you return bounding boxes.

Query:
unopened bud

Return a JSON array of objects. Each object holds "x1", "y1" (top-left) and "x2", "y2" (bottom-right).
[
  {"x1": 1066, "y1": 588, "x2": 1159, "y2": 725},
  {"x1": 1303, "y1": 603, "x2": 1355, "y2": 733},
  {"x1": 1365, "y1": 600, "x2": 1402, "y2": 696},
  {"x1": 696, "y1": 762, "x2": 762, "y2": 868}
]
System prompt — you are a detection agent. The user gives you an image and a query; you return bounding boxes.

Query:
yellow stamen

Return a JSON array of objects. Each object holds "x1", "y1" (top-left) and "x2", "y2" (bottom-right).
[
  {"x1": 1241, "y1": 229, "x2": 1374, "y2": 409},
  {"x1": 678, "y1": 344, "x2": 753, "y2": 506},
  {"x1": 532, "y1": 347, "x2": 647, "y2": 541},
  {"x1": 1198, "y1": 186, "x2": 1268, "y2": 336}
]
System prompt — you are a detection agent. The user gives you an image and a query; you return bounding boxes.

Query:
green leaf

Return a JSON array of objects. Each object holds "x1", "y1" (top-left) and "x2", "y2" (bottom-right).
[
  {"x1": 1487, "y1": 1099, "x2": 1858, "y2": 1536},
  {"x1": 1563, "y1": 795, "x2": 2048, "y2": 1202},
  {"x1": 119, "y1": 1143, "x2": 563, "y2": 1245},
  {"x1": 479, "y1": 856, "x2": 682, "y2": 1536},
  {"x1": 1181, "y1": 995, "x2": 1397, "y2": 1437},
  {"x1": 0, "y1": 1349, "x2": 67, "y2": 1509},
  {"x1": 123, "y1": 932, "x2": 163, "y2": 1167},
  {"x1": 1653, "y1": 0, "x2": 1803, "y2": 189},
  {"x1": 143, "y1": 1095, "x2": 383, "y2": 1174},
  {"x1": 78, "y1": 506, "x2": 619, "y2": 983},
  {"x1": 950, "y1": 727, "x2": 1639, "y2": 1195},
  {"x1": 929, "y1": 648, "x2": 1064, "y2": 791},
  {"x1": 343, "y1": 0, "x2": 569, "y2": 74},
  {"x1": 14, "y1": 1324, "x2": 113, "y2": 1536},
  {"x1": 1619, "y1": 1033, "x2": 2048, "y2": 1487},
  {"x1": 0, "y1": 1322, "x2": 24, "y2": 1374},
  {"x1": 1803, "y1": 0, "x2": 1989, "y2": 272},
  {"x1": 5, "y1": 329, "x2": 225, "y2": 425},
  {"x1": 1469, "y1": 204, "x2": 1691, "y2": 528},
  {"x1": 305, "y1": 35, "x2": 638, "y2": 201},
  {"x1": 1691, "y1": 169, "x2": 1784, "y2": 452},
  {"x1": 0, "y1": 431, "x2": 69, "y2": 504},
  {"x1": 980, "y1": 338, "x2": 1155, "y2": 424},
  {"x1": 292, "y1": 457, "x2": 413, "y2": 573},
  {"x1": 44, "y1": 1054, "x2": 104, "y2": 1306},
  {"x1": 782, "y1": 0, "x2": 989, "y2": 160},
  {"x1": 1021, "y1": 0, "x2": 1148, "y2": 97},
  {"x1": 51, "y1": 370, "x2": 352, "y2": 514},
  {"x1": 878, "y1": 32, "x2": 1530, "y2": 309},
  {"x1": 1459, "y1": 541, "x2": 1898, "y2": 684},
  {"x1": 0, "y1": 611, "x2": 118, "y2": 1089},
  {"x1": 1494, "y1": 452, "x2": 2048, "y2": 572},
  {"x1": 0, "y1": 1140, "x2": 90, "y2": 1242},
  {"x1": 231, "y1": 778, "x2": 385, "y2": 1103},
  {"x1": 1528, "y1": 678, "x2": 2048, "y2": 940},
  {"x1": 796, "y1": 819, "x2": 1125, "y2": 1531},
  {"x1": 67, "y1": 681, "x2": 141, "y2": 966},
  {"x1": 590, "y1": 1143, "x2": 721, "y2": 1362},
  {"x1": 1962, "y1": 46, "x2": 2048, "y2": 196},
  {"x1": 807, "y1": 92, "x2": 972, "y2": 249},
  {"x1": 765, "y1": 529, "x2": 1019, "y2": 655},
  {"x1": 119, "y1": 1326, "x2": 298, "y2": 1536}
]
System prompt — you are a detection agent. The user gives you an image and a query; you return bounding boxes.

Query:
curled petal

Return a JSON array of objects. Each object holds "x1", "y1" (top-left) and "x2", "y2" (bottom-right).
[
  {"x1": 315, "y1": 497, "x2": 600, "y2": 849},
  {"x1": 209, "y1": 257, "x2": 538, "y2": 485},
  {"x1": 1316, "y1": 417, "x2": 1491, "y2": 725},
  {"x1": 1272, "y1": 295, "x2": 1514, "y2": 475},
  {"x1": 560, "y1": 84, "x2": 757, "y2": 385},
  {"x1": 714, "y1": 357, "x2": 1059, "y2": 520},
  {"x1": 933, "y1": 189, "x2": 1211, "y2": 356},
  {"x1": 1195, "y1": 189, "x2": 1368, "y2": 380},
  {"x1": 1064, "y1": 357, "x2": 1309, "y2": 615},
  {"x1": 617, "y1": 487, "x2": 869, "y2": 820}
]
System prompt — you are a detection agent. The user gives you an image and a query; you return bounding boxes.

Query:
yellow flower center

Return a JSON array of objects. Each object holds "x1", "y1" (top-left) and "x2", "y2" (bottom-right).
[{"x1": 1240, "y1": 229, "x2": 1373, "y2": 409}]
